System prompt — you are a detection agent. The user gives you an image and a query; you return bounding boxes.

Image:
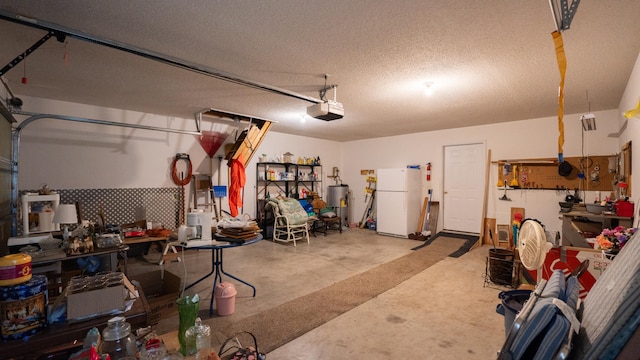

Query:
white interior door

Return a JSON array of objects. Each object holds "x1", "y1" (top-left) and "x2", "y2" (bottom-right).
[{"x1": 443, "y1": 143, "x2": 485, "y2": 233}]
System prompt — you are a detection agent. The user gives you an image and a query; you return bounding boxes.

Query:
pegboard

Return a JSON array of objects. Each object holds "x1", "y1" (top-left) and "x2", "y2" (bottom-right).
[{"x1": 496, "y1": 155, "x2": 617, "y2": 192}]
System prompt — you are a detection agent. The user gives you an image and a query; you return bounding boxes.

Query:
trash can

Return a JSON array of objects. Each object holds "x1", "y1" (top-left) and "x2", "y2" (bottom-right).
[
  {"x1": 214, "y1": 282, "x2": 237, "y2": 316},
  {"x1": 488, "y1": 248, "x2": 514, "y2": 285},
  {"x1": 495, "y1": 289, "x2": 532, "y2": 335}
]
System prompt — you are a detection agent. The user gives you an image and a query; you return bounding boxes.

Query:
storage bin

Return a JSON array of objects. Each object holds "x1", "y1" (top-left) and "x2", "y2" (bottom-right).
[{"x1": 495, "y1": 289, "x2": 532, "y2": 335}]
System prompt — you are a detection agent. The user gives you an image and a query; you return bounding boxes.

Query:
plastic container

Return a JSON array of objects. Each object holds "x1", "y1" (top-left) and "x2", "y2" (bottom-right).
[
  {"x1": 99, "y1": 316, "x2": 138, "y2": 360},
  {"x1": 185, "y1": 317, "x2": 211, "y2": 359},
  {"x1": 495, "y1": 290, "x2": 532, "y2": 335},
  {"x1": 0, "y1": 274, "x2": 48, "y2": 340},
  {"x1": 178, "y1": 224, "x2": 189, "y2": 243},
  {"x1": 214, "y1": 282, "x2": 237, "y2": 316},
  {"x1": 213, "y1": 186, "x2": 227, "y2": 198},
  {"x1": 0, "y1": 253, "x2": 33, "y2": 286},
  {"x1": 614, "y1": 200, "x2": 634, "y2": 217}
]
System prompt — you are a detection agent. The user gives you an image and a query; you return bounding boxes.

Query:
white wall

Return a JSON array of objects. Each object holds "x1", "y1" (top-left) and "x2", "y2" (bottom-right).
[
  {"x1": 341, "y1": 110, "x2": 621, "y2": 236},
  {"x1": 16, "y1": 97, "x2": 205, "y2": 189},
  {"x1": 618, "y1": 51, "x2": 640, "y2": 221},
  {"x1": 15, "y1": 59, "x2": 636, "y2": 234},
  {"x1": 13, "y1": 96, "x2": 343, "y2": 218}
]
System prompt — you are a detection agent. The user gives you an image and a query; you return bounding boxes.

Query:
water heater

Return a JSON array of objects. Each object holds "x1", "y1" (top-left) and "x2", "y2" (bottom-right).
[{"x1": 327, "y1": 184, "x2": 349, "y2": 225}]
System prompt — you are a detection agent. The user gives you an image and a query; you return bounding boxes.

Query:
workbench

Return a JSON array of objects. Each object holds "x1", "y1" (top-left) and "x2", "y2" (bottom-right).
[{"x1": 560, "y1": 210, "x2": 633, "y2": 248}]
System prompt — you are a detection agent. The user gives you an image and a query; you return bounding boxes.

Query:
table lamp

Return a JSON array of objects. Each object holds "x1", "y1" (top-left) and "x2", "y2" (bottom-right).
[{"x1": 52, "y1": 204, "x2": 78, "y2": 241}]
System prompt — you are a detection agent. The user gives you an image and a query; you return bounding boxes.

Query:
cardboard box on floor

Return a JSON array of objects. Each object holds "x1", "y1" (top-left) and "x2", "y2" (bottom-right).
[{"x1": 129, "y1": 270, "x2": 181, "y2": 324}]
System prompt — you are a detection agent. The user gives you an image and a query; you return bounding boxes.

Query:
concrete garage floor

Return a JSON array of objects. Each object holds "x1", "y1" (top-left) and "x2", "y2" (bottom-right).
[{"x1": 126, "y1": 228, "x2": 507, "y2": 359}]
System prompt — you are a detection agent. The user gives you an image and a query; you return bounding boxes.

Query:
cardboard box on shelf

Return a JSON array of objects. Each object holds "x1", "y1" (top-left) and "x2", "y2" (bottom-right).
[
  {"x1": 66, "y1": 284, "x2": 126, "y2": 321},
  {"x1": 66, "y1": 273, "x2": 138, "y2": 321},
  {"x1": 129, "y1": 270, "x2": 181, "y2": 324}
]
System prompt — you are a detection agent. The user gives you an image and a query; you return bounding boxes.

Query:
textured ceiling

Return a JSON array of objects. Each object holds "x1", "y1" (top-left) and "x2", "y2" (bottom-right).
[{"x1": 0, "y1": 1, "x2": 639, "y2": 142}]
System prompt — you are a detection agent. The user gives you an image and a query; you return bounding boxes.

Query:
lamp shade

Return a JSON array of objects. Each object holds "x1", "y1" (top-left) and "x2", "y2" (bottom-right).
[{"x1": 52, "y1": 204, "x2": 78, "y2": 224}]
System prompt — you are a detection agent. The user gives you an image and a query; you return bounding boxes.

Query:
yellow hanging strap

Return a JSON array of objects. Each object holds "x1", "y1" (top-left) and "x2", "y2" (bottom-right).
[
  {"x1": 623, "y1": 98, "x2": 640, "y2": 119},
  {"x1": 552, "y1": 31, "x2": 567, "y2": 161}
]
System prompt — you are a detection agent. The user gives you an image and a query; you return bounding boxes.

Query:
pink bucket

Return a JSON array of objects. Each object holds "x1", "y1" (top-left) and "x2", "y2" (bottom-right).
[{"x1": 214, "y1": 282, "x2": 237, "y2": 316}]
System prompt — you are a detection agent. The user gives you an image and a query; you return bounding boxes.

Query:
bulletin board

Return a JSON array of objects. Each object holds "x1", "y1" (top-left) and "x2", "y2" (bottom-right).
[{"x1": 496, "y1": 155, "x2": 618, "y2": 192}]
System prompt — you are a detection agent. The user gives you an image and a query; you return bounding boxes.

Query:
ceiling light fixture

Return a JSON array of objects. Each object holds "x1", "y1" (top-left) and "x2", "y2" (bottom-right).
[
  {"x1": 424, "y1": 82, "x2": 434, "y2": 96},
  {"x1": 581, "y1": 91, "x2": 596, "y2": 131},
  {"x1": 581, "y1": 113, "x2": 596, "y2": 131}
]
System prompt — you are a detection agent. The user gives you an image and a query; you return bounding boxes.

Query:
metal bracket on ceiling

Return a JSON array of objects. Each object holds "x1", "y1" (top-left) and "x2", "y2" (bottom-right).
[
  {"x1": 0, "y1": 30, "x2": 66, "y2": 76},
  {"x1": 0, "y1": 9, "x2": 323, "y2": 105},
  {"x1": 549, "y1": 0, "x2": 581, "y2": 32},
  {"x1": 319, "y1": 84, "x2": 338, "y2": 103},
  {"x1": 1, "y1": 76, "x2": 23, "y2": 110},
  {"x1": 318, "y1": 74, "x2": 339, "y2": 102}
]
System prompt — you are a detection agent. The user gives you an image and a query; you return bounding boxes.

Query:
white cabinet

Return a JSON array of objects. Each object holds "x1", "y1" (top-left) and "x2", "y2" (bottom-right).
[{"x1": 21, "y1": 193, "x2": 60, "y2": 235}]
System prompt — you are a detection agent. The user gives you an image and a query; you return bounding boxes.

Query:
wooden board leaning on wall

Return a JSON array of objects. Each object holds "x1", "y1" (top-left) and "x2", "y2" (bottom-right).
[{"x1": 495, "y1": 155, "x2": 620, "y2": 192}]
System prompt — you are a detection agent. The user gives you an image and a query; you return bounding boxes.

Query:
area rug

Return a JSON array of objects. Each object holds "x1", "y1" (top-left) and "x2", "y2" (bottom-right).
[
  {"x1": 220, "y1": 235, "x2": 465, "y2": 353},
  {"x1": 411, "y1": 231, "x2": 479, "y2": 258}
]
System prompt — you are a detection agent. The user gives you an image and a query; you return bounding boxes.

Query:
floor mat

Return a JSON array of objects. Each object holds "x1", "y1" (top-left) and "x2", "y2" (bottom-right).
[
  {"x1": 412, "y1": 231, "x2": 479, "y2": 258},
  {"x1": 220, "y1": 235, "x2": 465, "y2": 353}
]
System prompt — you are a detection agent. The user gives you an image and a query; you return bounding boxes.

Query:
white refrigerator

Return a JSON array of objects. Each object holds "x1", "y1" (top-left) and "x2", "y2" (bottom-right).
[{"x1": 376, "y1": 167, "x2": 422, "y2": 238}]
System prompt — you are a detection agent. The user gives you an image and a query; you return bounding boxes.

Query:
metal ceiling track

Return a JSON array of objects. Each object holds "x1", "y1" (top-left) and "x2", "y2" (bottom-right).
[
  {"x1": 549, "y1": 0, "x2": 581, "y2": 32},
  {"x1": 0, "y1": 30, "x2": 65, "y2": 76},
  {"x1": 7, "y1": 109, "x2": 203, "y2": 236},
  {"x1": 0, "y1": 9, "x2": 323, "y2": 105}
]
